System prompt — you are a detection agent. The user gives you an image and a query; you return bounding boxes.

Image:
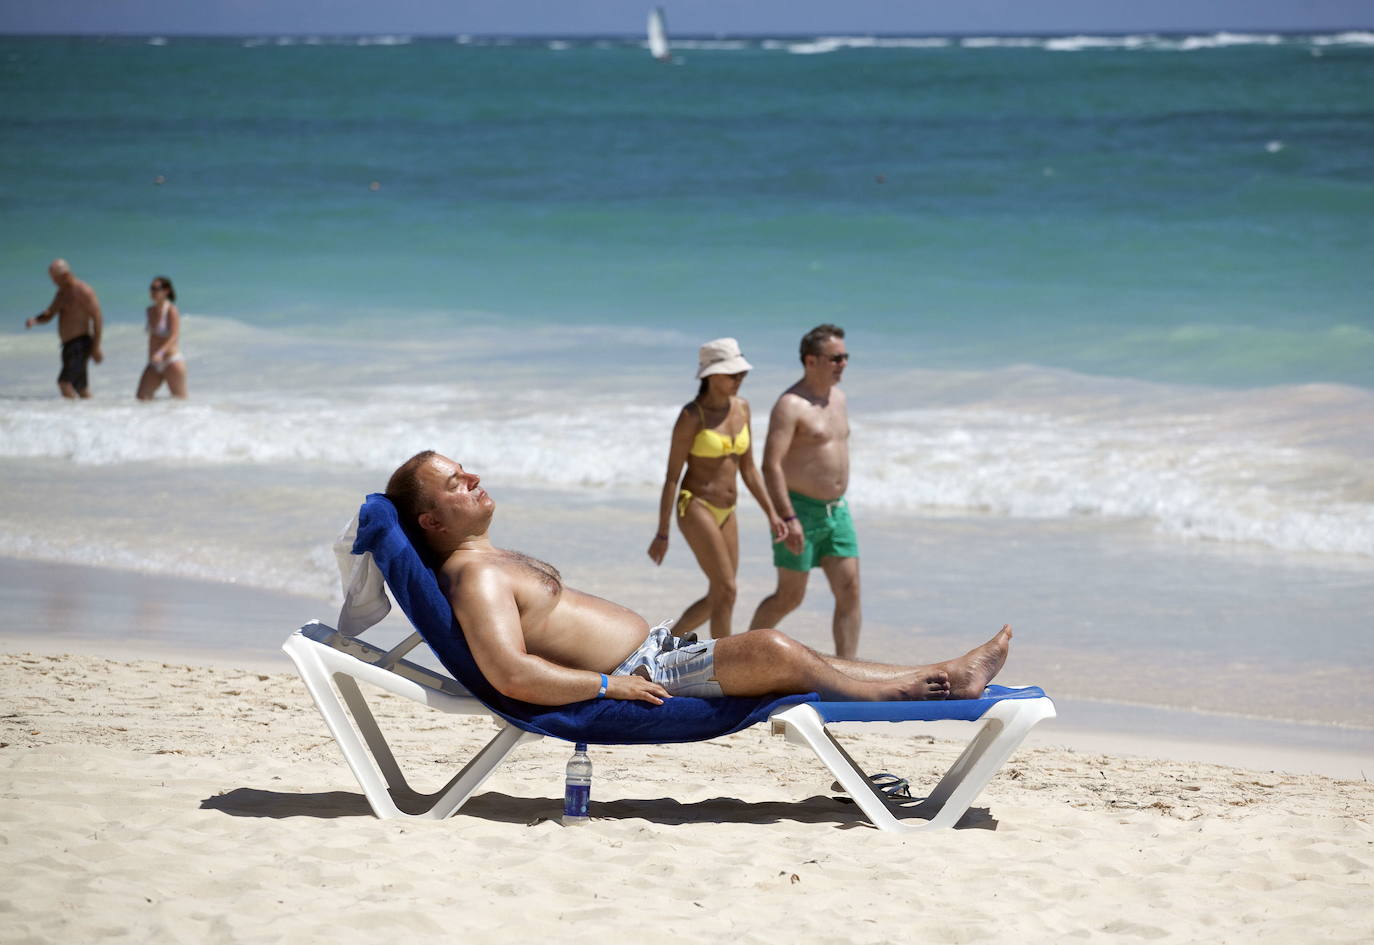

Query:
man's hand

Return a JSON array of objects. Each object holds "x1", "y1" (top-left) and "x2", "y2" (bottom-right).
[
  {"x1": 91, "y1": 344, "x2": 103, "y2": 364},
  {"x1": 24, "y1": 317, "x2": 34, "y2": 329},
  {"x1": 783, "y1": 517, "x2": 804, "y2": 555},
  {"x1": 606, "y1": 674, "x2": 671, "y2": 706}
]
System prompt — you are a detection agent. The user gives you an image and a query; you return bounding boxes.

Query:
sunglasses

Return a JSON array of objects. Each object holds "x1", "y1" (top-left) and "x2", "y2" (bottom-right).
[
  {"x1": 149, "y1": 284, "x2": 165, "y2": 292},
  {"x1": 825, "y1": 353, "x2": 849, "y2": 364}
]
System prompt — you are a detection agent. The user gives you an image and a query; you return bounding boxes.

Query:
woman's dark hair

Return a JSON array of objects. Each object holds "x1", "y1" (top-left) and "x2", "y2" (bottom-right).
[
  {"x1": 153, "y1": 275, "x2": 177, "y2": 302},
  {"x1": 696, "y1": 378, "x2": 709, "y2": 400}
]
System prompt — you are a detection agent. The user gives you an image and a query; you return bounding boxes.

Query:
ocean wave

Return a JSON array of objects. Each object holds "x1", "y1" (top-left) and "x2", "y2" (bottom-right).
[
  {"x1": 851, "y1": 404, "x2": 1374, "y2": 557},
  {"x1": 779, "y1": 36, "x2": 952, "y2": 55},
  {"x1": 1311, "y1": 31, "x2": 1374, "y2": 46},
  {"x1": 240, "y1": 34, "x2": 414, "y2": 48},
  {"x1": 3, "y1": 378, "x2": 1370, "y2": 558},
  {"x1": 669, "y1": 40, "x2": 753, "y2": 51}
]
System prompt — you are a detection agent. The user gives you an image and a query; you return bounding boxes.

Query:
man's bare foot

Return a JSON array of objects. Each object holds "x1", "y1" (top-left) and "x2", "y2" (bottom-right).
[
  {"x1": 877, "y1": 669, "x2": 950, "y2": 701},
  {"x1": 940, "y1": 625, "x2": 1013, "y2": 699}
]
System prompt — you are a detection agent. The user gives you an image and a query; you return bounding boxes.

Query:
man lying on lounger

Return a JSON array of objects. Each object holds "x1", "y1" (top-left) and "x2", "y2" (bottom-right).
[{"x1": 386, "y1": 451, "x2": 1013, "y2": 706}]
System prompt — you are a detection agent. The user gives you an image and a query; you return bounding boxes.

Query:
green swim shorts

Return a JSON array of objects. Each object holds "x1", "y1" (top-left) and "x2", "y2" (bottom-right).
[{"x1": 773, "y1": 490, "x2": 859, "y2": 572}]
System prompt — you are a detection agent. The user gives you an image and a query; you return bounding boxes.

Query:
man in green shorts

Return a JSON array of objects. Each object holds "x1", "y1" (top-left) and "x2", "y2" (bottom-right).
[{"x1": 749, "y1": 324, "x2": 861, "y2": 658}]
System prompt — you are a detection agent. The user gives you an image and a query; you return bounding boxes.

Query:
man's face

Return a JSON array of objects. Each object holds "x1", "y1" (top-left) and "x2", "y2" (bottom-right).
[
  {"x1": 417, "y1": 453, "x2": 495, "y2": 539},
  {"x1": 48, "y1": 265, "x2": 68, "y2": 286},
  {"x1": 808, "y1": 336, "x2": 848, "y2": 384}
]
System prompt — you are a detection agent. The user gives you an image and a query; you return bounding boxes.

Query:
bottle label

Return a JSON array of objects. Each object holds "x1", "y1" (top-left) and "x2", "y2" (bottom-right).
[{"x1": 563, "y1": 782, "x2": 590, "y2": 819}]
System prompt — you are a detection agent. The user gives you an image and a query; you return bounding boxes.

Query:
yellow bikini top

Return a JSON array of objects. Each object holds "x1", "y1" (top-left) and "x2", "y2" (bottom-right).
[{"x1": 689, "y1": 402, "x2": 750, "y2": 458}]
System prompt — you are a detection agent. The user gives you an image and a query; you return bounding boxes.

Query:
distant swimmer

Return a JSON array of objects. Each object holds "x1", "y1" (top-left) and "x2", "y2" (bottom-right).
[
  {"x1": 24, "y1": 258, "x2": 104, "y2": 399},
  {"x1": 136, "y1": 276, "x2": 188, "y2": 400},
  {"x1": 647, "y1": 338, "x2": 786, "y2": 641},
  {"x1": 749, "y1": 324, "x2": 861, "y2": 659}
]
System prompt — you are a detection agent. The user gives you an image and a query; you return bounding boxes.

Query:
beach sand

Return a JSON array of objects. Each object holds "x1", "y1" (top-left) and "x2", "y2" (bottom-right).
[{"x1": 3, "y1": 645, "x2": 1372, "y2": 944}]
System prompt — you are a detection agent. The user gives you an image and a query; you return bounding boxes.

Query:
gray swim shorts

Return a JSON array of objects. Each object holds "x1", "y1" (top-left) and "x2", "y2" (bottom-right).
[{"x1": 612, "y1": 622, "x2": 723, "y2": 698}]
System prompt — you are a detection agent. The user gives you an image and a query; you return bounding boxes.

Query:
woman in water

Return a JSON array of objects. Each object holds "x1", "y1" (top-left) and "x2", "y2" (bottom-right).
[
  {"x1": 648, "y1": 338, "x2": 785, "y2": 639},
  {"x1": 136, "y1": 275, "x2": 187, "y2": 400}
]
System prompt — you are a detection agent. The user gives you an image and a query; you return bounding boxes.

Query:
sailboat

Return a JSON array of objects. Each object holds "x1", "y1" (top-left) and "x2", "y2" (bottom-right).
[{"x1": 647, "y1": 7, "x2": 670, "y2": 61}]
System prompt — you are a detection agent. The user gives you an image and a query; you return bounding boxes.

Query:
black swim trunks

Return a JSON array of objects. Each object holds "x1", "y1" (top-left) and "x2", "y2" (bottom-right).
[{"x1": 59, "y1": 334, "x2": 93, "y2": 393}]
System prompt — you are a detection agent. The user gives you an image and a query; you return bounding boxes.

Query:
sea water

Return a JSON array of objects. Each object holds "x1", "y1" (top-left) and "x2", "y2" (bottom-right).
[{"x1": 1, "y1": 33, "x2": 1371, "y2": 738}]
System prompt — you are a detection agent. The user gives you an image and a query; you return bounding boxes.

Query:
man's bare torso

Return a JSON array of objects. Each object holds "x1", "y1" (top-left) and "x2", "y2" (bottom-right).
[
  {"x1": 439, "y1": 548, "x2": 651, "y2": 674},
  {"x1": 51, "y1": 280, "x2": 101, "y2": 342},
  {"x1": 779, "y1": 383, "x2": 850, "y2": 501}
]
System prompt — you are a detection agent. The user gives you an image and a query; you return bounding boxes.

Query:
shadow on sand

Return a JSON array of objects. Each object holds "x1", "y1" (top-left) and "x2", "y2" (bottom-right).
[{"x1": 201, "y1": 787, "x2": 997, "y2": 830}]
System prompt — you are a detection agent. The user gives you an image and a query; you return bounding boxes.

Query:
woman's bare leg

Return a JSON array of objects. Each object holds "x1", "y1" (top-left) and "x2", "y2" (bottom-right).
[
  {"x1": 164, "y1": 361, "x2": 188, "y2": 398},
  {"x1": 676, "y1": 499, "x2": 739, "y2": 639},
  {"x1": 135, "y1": 365, "x2": 161, "y2": 400}
]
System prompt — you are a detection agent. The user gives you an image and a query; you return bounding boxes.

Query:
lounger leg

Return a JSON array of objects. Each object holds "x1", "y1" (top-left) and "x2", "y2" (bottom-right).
[
  {"x1": 335, "y1": 674, "x2": 410, "y2": 793},
  {"x1": 771, "y1": 699, "x2": 1054, "y2": 832},
  {"x1": 286, "y1": 637, "x2": 541, "y2": 820},
  {"x1": 771, "y1": 705, "x2": 911, "y2": 832},
  {"x1": 910, "y1": 699, "x2": 1054, "y2": 829},
  {"x1": 419, "y1": 723, "x2": 542, "y2": 821},
  {"x1": 286, "y1": 646, "x2": 405, "y2": 818}
]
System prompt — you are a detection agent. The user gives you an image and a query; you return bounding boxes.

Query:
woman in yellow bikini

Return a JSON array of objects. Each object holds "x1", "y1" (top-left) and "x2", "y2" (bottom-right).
[{"x1": 648, "y1": 338, "x2": 786, "y2": 640}]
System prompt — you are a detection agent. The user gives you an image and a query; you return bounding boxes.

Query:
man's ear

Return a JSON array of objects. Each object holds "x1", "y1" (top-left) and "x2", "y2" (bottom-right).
[{"x1": 418, "y1": 510, "x2": 439, "y2": 533}]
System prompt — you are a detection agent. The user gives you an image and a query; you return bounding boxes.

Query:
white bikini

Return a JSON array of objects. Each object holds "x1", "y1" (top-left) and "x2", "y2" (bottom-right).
[{"x1": 147, "y1": 301, "x2": 185, "y2": 372}]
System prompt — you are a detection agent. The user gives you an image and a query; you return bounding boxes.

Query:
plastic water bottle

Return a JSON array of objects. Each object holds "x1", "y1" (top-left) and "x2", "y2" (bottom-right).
[{"x1": 562, "y1": 742, "x2": 592, "y2": 826}]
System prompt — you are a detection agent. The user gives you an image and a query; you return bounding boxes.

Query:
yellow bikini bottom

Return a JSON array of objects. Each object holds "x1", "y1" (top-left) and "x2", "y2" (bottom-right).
[{"x1": 678, "y1": 489, "x2": 735, "y2": 528}]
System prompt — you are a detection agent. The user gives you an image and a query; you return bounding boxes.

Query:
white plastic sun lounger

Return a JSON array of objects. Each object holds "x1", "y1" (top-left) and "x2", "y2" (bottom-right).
[
  {"x1": 283, "y1": 619, "x2": 1056, "y2": 831},
  {"x1": 282, "y1": 500, "x2": 1055, "y2": 830}
]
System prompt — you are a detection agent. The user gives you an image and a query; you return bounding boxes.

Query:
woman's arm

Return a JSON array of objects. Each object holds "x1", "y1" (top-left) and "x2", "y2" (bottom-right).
[
  {"x1": 737, "y1": 401, "x2": 787, "y2": 541},
  {"x1": 648, "y1": 406, "x2": 697, "y2": 564}
]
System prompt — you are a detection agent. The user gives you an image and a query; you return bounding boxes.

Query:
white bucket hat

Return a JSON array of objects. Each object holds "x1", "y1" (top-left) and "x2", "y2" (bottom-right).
[{"x1": 696, "y1": 337, "x2": 753, "y2": 378}]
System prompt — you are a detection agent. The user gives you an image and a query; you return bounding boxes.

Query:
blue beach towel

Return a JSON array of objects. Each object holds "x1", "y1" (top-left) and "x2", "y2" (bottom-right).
[{"x1": 352, "y1": 493, "x2": 816, "y2": 745}]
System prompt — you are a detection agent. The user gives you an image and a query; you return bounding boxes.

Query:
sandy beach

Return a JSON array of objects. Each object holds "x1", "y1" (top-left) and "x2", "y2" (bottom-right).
[
  {"x1": 4, "y1": 26, "x2": 1373, "y2": 945},
  {"x1": 3, "y1": 646, "x2": 1372, "y2": 944}
]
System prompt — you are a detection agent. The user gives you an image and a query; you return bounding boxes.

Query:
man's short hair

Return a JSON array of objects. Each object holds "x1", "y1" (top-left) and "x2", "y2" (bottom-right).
[
  {"x1": 386, "y1": 450, "x2": 438, "y2": 548},
  {"x1": 800, "y1": 323, "x2": 845, "y2": 363}
]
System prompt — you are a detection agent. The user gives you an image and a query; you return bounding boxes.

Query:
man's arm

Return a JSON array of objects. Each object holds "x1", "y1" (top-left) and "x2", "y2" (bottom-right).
[
  {"x1": 24, "y1": 290, "x2": 61, "y2": 329},
  {"x1": 83, "y1": 284, "x2": 103, "y2": 361},
  {"x1": 449, "y1": 563, "x2": 670, "y2": 705},
  {"x1": 761, "y1": 395, "x2": 805, "y2": 554}
]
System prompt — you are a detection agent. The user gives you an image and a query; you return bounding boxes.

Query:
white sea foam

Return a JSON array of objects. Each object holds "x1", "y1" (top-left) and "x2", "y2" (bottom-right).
[
  {"x1": 1176, "y1": 32, "x2": 1284, "y2": 50},
  {"x1": 3, "y1": 314, "x2": 1369, "y2": 560},
  {"x1": 670, "y1": 40, "x2": 752, "y2": 51},
  {"x1": 850, "y1": 403, "x2": 1374, "y2": 557},
  {"x1": 954, "y1": 32, "x2": 1340, "y2": 53},
  {"x1": 3, "y1": 373, "x2": 1370, "y2": 558},
  {"x1": 785, "y1": 36, "x2": 951, "y2": 55},
  {"x1": 1311, "y1": 31, "x2": 1374, "y2": 46},
  {"x1": 1043, "y1": 34, "x2": 1155, "y2": 52},
  {"x1": 960, "y1": 37, "x2": 1045, "y2": 49}
]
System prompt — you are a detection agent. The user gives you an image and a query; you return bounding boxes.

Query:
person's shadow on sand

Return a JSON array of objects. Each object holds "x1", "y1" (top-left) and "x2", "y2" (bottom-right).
[{"x1": 200, "y1": 788, "x2": 997, "y2": 829}]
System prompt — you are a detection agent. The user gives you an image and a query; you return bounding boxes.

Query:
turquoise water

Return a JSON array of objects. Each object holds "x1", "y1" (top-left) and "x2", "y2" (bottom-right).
[
  {"x1": 2, "y1": 33, "x2": 1372, "y2": 386},
  {"x1": 2, "y1": 34, "x2": 1372, "y2": 732}
]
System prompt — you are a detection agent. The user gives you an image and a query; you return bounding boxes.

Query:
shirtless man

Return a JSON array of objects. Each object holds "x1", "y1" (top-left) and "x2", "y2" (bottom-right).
[
  {"x1": 386, "y1": 450, "x2": 1012, "y2": 706},
  {"x1": 748, "y1": 324, "x2": 861, "y2": 658},
  {"x1": 24, "y1": 259, "x2": 104, "y2": 399}
]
